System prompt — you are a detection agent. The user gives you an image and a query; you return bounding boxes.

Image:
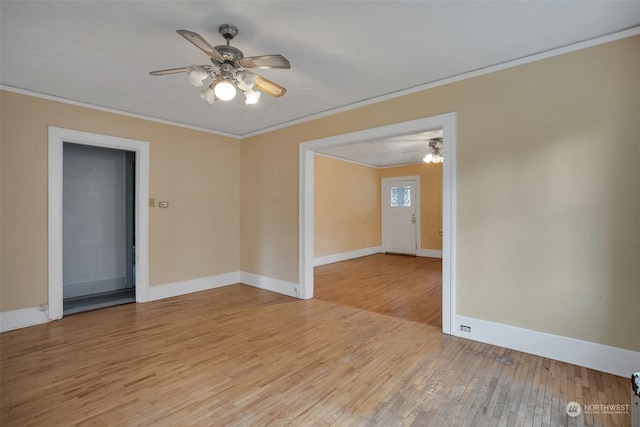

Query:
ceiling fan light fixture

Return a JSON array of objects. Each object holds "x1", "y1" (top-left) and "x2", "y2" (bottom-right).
[
  {"x1": 244, "y1": 88, "x2": 261, "y2": 105},
  {"x1": 423, "y1": 137, "x2": 443, "y2": 164},
  {"x1": 200, "y1": 85, "x2": 217, "y2": 104},
  {"x1": 214, "y1": 80, "x2": 236, "y2": 101},
  {"x1": 150, "y1": 25, "x2": 290, "y2": 106},
  {"x1": 186, "y1": 65, "x2": 209, "y2": 87},
  {"x1": 423, "y1": 152, "x2": 443, "y2": 164},
  {"x1": 236, "y1": 70, "x2": 256, "y2": 91}
]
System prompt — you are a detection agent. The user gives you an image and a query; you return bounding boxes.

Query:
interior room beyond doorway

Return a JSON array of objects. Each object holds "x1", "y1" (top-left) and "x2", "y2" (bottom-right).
[{"x1": 314, "y1": 254, "x2": 442, "y2": 327}]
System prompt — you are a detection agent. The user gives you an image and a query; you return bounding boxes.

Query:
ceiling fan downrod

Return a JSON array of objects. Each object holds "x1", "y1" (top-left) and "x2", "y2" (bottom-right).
[
  {"x1": 219, "y1": 24, "x2": 238, "y2": 45},
  {"x1": 214, "y1": 24, "x2": 243, "y2": 61}
]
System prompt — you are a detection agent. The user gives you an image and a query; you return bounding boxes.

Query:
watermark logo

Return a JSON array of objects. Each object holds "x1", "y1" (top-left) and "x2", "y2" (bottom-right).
[
  {"x1": 565, "y1": 401, "x2": 630, "y2": 417},
  {"x1": 583, "y1": 403, "x2": 630, "y2": 415},
  {"x1": 566, "y1": 402, "x2": 581, "y2": 417}
]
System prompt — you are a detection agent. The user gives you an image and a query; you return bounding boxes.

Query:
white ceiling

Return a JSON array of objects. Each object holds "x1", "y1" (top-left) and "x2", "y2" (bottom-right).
[
  {"x1": 1, "y1": 1, "x2": 639, "y2": 143},
  {"x1": 316, "y1": 130, "x2": 443, "y2": 168}
]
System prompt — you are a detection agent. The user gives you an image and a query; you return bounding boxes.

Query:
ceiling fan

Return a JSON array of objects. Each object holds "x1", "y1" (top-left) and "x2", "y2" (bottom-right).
[
  {"x1": 410, "y1": 138, "x2": 444, "y2": 164},
  {"x1": 150, "y1": 24, "x2": 290, "y2": 105}
]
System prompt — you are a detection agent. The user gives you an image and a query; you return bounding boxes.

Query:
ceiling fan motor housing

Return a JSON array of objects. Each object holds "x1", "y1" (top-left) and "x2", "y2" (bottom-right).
[
  {"x1": 213, "y1": 45, "x2": 243, "y2": 62},
  {"x1": 215, "y1": 24, "x2": 243, "y2": 62},
  {"x1": 219, "y1": 24, "x2": 238, "y2": 40},
  {"x1": 429, "y1": 138, "x2": 443, "y2": 150}
]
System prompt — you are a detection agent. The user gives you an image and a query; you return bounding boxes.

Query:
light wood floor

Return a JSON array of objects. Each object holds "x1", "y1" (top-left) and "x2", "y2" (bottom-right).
[
  {"x1": 315, "y1": 254, "x2": 442, "y2": 327},
  {"x1": 1, "y1": 266, "x2": 631, "y2": 425}
]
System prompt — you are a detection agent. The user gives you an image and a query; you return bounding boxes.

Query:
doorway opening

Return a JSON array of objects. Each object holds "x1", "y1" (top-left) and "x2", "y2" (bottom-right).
[
  {"x1": 62, "y1": 143, "x2": 136, "y2": 315},
  {"x1": 48, "y1": 127, "x2": 149, "y2": 320},
  {"x1": 312, "y1": 146, "x2": 441, "y2": 327},
  {"x1": 299, "y1": 113, "x2": 457, "y2": 334}
]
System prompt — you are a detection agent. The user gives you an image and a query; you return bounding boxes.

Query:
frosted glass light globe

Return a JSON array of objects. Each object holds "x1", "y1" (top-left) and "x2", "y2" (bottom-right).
[
  {"x1": 186, "y1": 65, "x2": 207, "y2": 87},
  {"x1": 200, "y1": 86, "x2": 216, "y2": 104},
  {"x1": 244, "y1": 89, "x2": 261, "y2": 105},
  {"x1": 214, "y1": 81, "x2": 237, "y2": 101}
]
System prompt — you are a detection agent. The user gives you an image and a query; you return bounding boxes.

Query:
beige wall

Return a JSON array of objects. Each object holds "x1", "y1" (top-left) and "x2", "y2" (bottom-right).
[
  {"x1": 314, "y1": 156, "x2": 442, "y2": 257},
  {"x1": 380, "y1": 163, "x2": 443, "y2": 251},
  {"x1": 314, "y1": 155, "x2": 381, "y2": 257},
  {"x1": 2, "y1": 36, "x2": 638, "y2": 352},
  {"x1": 0, "y1": 91, "x2": 240, "y2": 311},
  {"x1": 241, "y1": 35, "x2": 640, "y2": 351}
]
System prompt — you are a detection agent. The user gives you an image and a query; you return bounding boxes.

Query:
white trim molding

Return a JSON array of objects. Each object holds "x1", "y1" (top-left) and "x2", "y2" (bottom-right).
[
  {"x1": 314, "y1": 247, "x2": 443, "y2": 266},
  {"x1": 147, "y1": 272, "x2": 240, "y2": 301},
  {"x1": 417, "y1": 249, "x2": 443, "y2": 259},
  {"x1": 300, "y1": 113, "x2": 457, "y2": 334},
  {"x1": 313, "y1": 246, "x2": 382, "y2": 267},
  {"x1": 48, "y1": 127, "x2": 150, "y2": 319},
  {"x1": 313, "y1": 247, "x2": 441, "y2": 266},
  {"x1": 3, "y1": 28, "x2": 639, "y2": 140},
  {"x1": 2, "y1": 85, "x2": 239, "y2": 139},
  {"x1": 454, "y1": 315, "x2": 639, "y2": 378},
  {"x1": 244, "y1": 27, "x2": 640, "y2": 138},
  {"x1": 314, "y1": 246, "x2": 383, "y2": 267},
  {"x1": 1, "y1": 307, "x2": 50, "y2": 332},
  {"x1": 240, "y1": 272, "x2": 299, "y2": 298}
]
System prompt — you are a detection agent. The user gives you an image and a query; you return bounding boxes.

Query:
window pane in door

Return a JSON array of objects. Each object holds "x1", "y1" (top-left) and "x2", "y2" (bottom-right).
[{"x1": 390, "y1": 186, "x2": 411, "y2": 207}]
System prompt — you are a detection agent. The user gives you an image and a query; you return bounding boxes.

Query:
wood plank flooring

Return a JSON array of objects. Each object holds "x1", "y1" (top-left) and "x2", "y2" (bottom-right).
[
  {"x1": 1, "y1": 271, "x2": 632, "y2": 425},
  {"x1": 314, "y1": 254, "x2": 442, "y2": 327}
]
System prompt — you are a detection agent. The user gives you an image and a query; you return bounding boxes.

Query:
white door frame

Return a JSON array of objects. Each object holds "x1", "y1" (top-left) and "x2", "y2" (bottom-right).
[
  {"x1": 299, "y1": 113, "x2": 457, "y2": 334},
  {"x1": 381, "y1": 176, "x2": 420, "y2": 255},
  {"x1": 48, "y1": 127, "x2": 150, "y2": 319}
]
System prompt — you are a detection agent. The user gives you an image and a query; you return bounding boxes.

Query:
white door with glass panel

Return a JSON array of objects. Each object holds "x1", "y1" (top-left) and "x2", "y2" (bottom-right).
[{"x1": 382, "y1": 178, "x2": 418, "y2": 255}]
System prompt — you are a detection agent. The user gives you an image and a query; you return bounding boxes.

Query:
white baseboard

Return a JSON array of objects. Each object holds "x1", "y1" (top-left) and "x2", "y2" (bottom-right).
[
  {"x1": 416, "y1": 249, "x2": 442, "y2": 259},
  {"x1": 3, "y1": 285, "x2": 637, "y2": 379},
  {"x1": 1, "y1": 270, "x2": 279, "y2": 332},
  {"x1": 147, "y1": 271, "x2": 240, "y2": 301},
  {"x1": 417, "y1": 248, "x2": 443, "y2": 258},
  {"x1": 314, "y1": 246, "x2": 382, "y2": 267},
  {"x1": 315, "y1": 247, "x2": 442, "y2": 264},
  {"x1": 240, "y1": 272, "x2": 299, "y2": 298},
  {"x1": 1, "y1": 307, "x2": 50, "y2": 332},
  {"x1": 454, "y1": 315, "x2": 640, "y2": 378}
]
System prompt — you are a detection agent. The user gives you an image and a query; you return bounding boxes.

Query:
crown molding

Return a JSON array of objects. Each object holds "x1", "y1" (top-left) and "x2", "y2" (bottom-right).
[
  {"x1": 0, "y1": 85, "x2": 241, "y2": 139},
  {"x1": 2, "y1": 26, "x2": 638, "y2": 139},
  {"x1": 241, "y1": 26, "x2": 640, "y2": 138}
]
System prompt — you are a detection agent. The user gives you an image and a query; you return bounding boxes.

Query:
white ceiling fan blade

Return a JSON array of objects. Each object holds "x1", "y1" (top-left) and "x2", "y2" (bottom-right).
[
  {"x1": 149, "y1": 67, "x2": 188, "y2": 76},
  {"x1": 254, "y1": 75, "x2": 287, "y2": 97},
  {"x1": 177, "y1": 29, "x2": 222, "y2": 59},
  {"x1": 239, "y1": 55, "x2": 290, "y2": 69}
]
